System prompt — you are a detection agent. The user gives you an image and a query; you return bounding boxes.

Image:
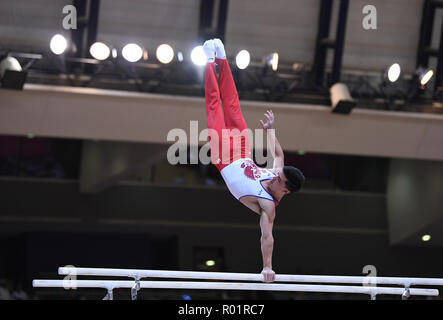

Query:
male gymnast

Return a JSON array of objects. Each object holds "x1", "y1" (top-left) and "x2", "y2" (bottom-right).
[{"x1": 202, "y1": 39, "x2": 305, "y2": 282}]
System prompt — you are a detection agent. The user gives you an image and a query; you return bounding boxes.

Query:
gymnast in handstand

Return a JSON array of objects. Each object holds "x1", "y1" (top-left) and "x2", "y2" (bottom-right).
[{"x1": 202, "y1": 39, "x2": 305, "y2": 282}]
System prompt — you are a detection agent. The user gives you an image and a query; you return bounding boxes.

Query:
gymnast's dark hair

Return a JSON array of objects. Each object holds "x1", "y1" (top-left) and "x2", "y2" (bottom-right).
[{"x1": 283, "y1": 166, "x2": 305, "y2": 193}]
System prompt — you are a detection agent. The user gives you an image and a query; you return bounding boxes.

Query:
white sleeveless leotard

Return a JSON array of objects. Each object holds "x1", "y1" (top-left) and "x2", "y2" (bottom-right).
[{"x1": 220, "y1": 158, "x2": 279, "y2": 206}]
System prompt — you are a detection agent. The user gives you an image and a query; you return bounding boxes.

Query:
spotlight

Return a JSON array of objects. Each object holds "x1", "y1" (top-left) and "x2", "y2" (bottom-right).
[
  {"x1": 386, "y1": 63, "x2": 401, "y2": 83},
  {"x1": 122, "y1": 43, "x2": 143, "y2": 62},
  {"x1": 329, "y1": 82, "x2": 357, "y2": 114},
  {"x1": 236, "y1": 50, "x2": 250, "y2": 69},
  {"x1": 156, "y1": 44, "x2": 174, "y2": 64},
  {"x1": 0, "y1": 56, "x2": 27, "y2": 90},
  {"x1": 89, "y1": 42, "x2": 110, "y2": 60},
  {"x1": 0, "y1": 56, "x2": 21, "y2": 78},
  {"x1": 50, "y1": 34, "x2": 68, "y2": 55},
  {"x1": 205, "y1": 260, "x2": 215, "y2": 267},
  {"x1": 422, "y1": 234, "x2": 431, "y2": 242},
  {"x1": 177, "y1": 51, "x2": 184, "y2": 62},
  {"x1": 190, "y1": 45, "x2": 206, "y2": 66},
  {"x1": 264, "y1": 52, "x2": 279, "y2": 71},
  {"x1": 292, "y1": 62, "x2": 303, "y2": 72},
  {"x1": 417, "y1": 68, "x2": 434, "y2": 87},
  {"x1": 271, "y1": 52, "x2": 279, "y2": 71},
  {"x1": 111, "y1": 48, "x2": 118, "y2": 58}
]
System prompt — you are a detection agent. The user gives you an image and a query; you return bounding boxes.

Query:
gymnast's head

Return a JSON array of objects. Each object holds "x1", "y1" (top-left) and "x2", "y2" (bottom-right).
[{"x1": 269, "y1": 166, "x2": 305, "y2": 197}]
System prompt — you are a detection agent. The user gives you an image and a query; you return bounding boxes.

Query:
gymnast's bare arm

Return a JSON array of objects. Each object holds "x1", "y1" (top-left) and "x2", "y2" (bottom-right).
[
  {"x1": 257, "y1": 197, "x2": 276, "y2": 282},
  {"x1": 260, "y1": 109, "x2": 284, "y2": 171}
]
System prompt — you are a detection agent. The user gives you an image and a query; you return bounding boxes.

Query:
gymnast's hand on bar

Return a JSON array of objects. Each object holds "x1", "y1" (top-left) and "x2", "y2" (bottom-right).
[{"x1": 261, "y1": 267, "x2": 276, "y2": 282}]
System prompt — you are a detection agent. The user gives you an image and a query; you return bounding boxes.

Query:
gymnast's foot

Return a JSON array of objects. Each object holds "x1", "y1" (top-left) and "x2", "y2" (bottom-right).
[
  {"x1": 203, "y1": 39, "x2": 215, "y2": 63},
  {"x1": 213, "y1": 38, "x2": 226, "y2": 59}
]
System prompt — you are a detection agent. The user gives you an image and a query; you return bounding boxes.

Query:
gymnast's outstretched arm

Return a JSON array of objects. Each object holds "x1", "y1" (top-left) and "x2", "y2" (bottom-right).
[
  {"x1": 260, "y1": 110, "x2": 284, "y2": 169},
  {"x1": 258, "y1": 200, "x2": 276, "y2": 282}
]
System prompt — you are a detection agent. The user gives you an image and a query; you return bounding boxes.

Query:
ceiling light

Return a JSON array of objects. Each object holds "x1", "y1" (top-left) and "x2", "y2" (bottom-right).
[
  {"x1": 122, "y1": 43, "x2": 143, "y2": 62},
  {"x1": 156, "y1": 44, "x2": 174, "y2": 64},
  {"x1": 329, "y1": 82, "x2": 357, "y2": 114},
  {"x1": 177, "y1": 51, "x2": 184, "y2": 62},
  {"x1": 111, "y1": 48, "x2": 118, "y2": 58},
  {"x1": 271, "y1": 52, "x2": 279, "y2": 71},
  {"x1": 387, "y1": 63, "x2": 401, "y2": 82},
  {"x1": 0, "y1": 56, "x2": 27, "y2": 90},
  {"x1": 418, "y1": 68, "x2": 434, "y2": 86},
  {"x1": 50, "y1": 34, "x2": 68, "y2": 55},
  {"x1": 236, "y1": 50, "x2": 250, "y2": 69},
  {"x1": 89, "y1": 42, "x2": 110, "y2": 60},
  {"x1": 205, "y1": 260, "x2": 215, "y2": 267},
  {"x1": 190, "y1": 45, "x2": 206, "y2": 66}
]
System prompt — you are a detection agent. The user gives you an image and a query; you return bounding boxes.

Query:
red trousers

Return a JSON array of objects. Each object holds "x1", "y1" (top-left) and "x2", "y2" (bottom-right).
[{"x1": 205, "y1": 58, "x2": 251, "y2": 171}]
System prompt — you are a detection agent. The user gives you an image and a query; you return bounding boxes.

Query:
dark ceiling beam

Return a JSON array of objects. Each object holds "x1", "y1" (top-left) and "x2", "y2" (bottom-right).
[
  {"x1": 71, "y1": 0, "x2": 88, "y2": 58},
  {"x1": 330, "y1": 0, "x2": 349, "y2": 85},
  {"x1": 198, "y1": 0, "x2": 229, "y2": 42},
  {"x1": 198, "y1": 0, "x2": 214, "y2": 41},
  {"x1": 431, "y1": 0, "x2": 443, "y2": 8},
  {"x1": 416, "y1": 0, "x2": 443, "y2": 99},
  {"x1": 434, "y1": 19, "x2": 443, "y2": 99},
  {"x1": 84, "y1": 0, "x2": 100, "y2": 74},
  {"x1": 313, "y1": 0, "x2": 333, "y2": 88},
  {"x1": 312, "y1": 0, "x2": 349, "y2": 88},
  {"x1": 416, "y1": 0, "x2": 436, "y2": 68},
  {"x1": 86, "y1": 0, "x2": 100, "y2": 59},
  {"x1": 71, "y1": 0, "x2": 100, "y2": 73},
  {"x1": 216, "y1": 0, "x2": 229, "y2": 42}
]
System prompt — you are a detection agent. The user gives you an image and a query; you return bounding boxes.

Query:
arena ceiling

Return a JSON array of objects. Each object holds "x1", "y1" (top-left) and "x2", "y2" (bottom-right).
[{"x1": 0, "y1": 0, "x2": 440, "y2": 74}]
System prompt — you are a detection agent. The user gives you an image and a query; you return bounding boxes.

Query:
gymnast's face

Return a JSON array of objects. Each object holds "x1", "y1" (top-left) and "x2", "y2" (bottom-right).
[{"x1": 269, "y1": 170, "x2": 290, "y2": 195}]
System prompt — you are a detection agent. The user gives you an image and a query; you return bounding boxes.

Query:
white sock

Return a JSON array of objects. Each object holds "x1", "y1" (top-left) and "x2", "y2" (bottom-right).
[
  {"x1": 202, "y1": 40, "x2": 215, "y2": 63},
  {"x1": 213, "y1": 38, "x2": 226, "y2": 59}
]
